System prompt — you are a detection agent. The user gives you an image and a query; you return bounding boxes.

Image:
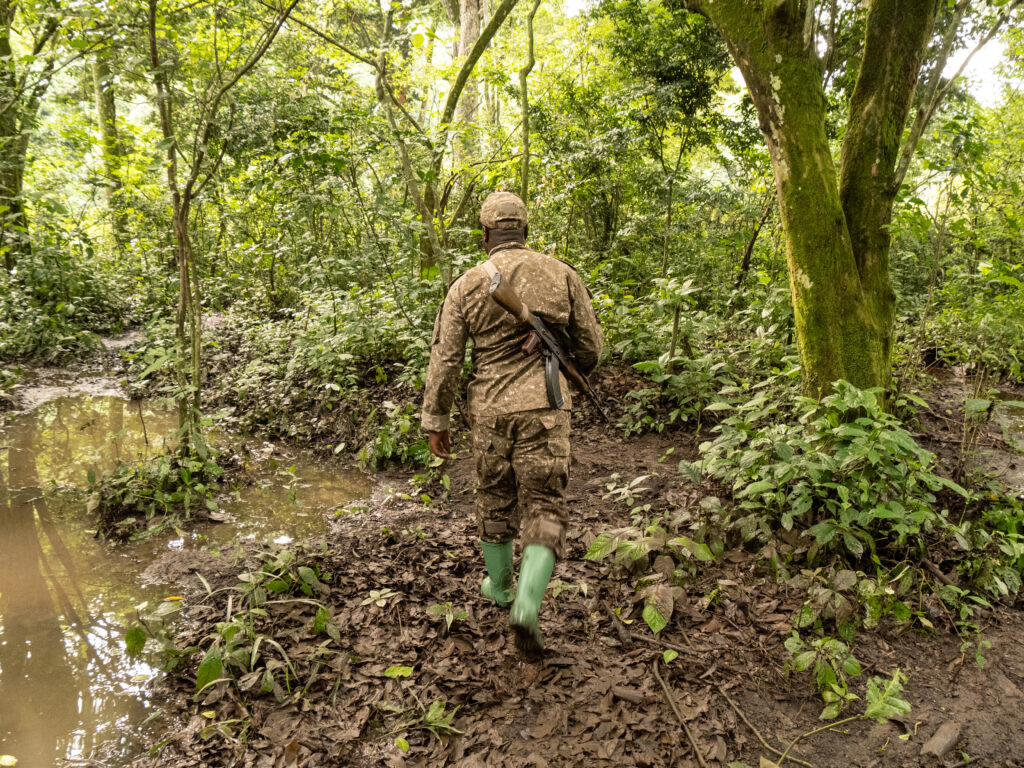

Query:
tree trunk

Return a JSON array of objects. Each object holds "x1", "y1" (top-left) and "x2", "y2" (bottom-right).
[
  {"x1": 519, "y1": 0, "x2": 541, "y2": 201},
  {"x1": 0, "y1": 6, "x2": 36, "y2": 271},
  {"x1": 149, "y1": 0, "x2": 199, "y2": 450},
  {"x1": 148, "y1": 0, "x2": 295, "y2": 450},
  {"x1": 456, "y1": 0, "x2": 481, "y2": 155},
  {"x1": 374, "y1": 0, "x2": 520, "y2": 280},
  {"x1": 683, "y1": 0, "x2": 939, "y2": 395},
  {"x1": 92, "y1": 54, "x2": 126, "y2": 247},
  {"x1": 735, "y1": 192, "x2": 773, "y2": 288}
]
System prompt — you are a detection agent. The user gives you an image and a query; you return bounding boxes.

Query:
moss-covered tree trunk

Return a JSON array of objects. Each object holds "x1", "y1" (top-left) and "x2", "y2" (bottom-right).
[{"x1": 683, "y1": 0, "x2": 939, "y2": 395}]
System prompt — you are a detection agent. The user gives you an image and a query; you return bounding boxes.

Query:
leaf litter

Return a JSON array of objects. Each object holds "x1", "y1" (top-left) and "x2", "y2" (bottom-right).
[{"x1": 133, "y1": 423, "x2": 1024, "y2": 768}]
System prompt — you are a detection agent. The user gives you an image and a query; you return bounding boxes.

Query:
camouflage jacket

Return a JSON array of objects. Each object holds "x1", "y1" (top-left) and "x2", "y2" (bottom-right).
[{"x1": 421, "y1": 243, "x2": 603, "y2": 432}]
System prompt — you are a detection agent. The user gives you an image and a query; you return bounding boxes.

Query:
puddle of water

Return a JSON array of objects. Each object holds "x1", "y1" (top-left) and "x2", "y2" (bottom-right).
[
  {"x1": 994, "y1": 393, "x2": 1024, "y2": 494},
  {"x1": 0, "y1": 390, "x2": 369, "y2": 766},
  {"x1": 997, "y1": 393, "x2": 1024, "y2": 439}
]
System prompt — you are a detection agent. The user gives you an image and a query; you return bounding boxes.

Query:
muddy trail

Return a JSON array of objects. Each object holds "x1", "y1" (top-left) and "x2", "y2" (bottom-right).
[
  {"x1": 3, "y1": 345, "x2": 1024, "y2": 768},
  {"x1": 139, "y1": 384, "x2": 1024, "y2": 768}
]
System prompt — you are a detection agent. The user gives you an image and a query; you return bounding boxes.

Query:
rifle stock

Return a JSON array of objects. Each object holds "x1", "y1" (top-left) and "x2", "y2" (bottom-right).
[{"x1": 489, "y1": 273, "x2": 531, "y2": 324}]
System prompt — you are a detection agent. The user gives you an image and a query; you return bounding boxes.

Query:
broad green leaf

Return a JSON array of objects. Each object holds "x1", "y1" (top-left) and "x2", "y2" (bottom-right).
[
  {"x1": 125, "y1": 626, "x2": 147, "y2": 658},
  {"x1": 792, "y1": 651, "x2": 815, "y2": 671},
  {"x1": 195, "y1": 645, "x2": 223, "y2": 692},
  {"x1": 642, "y1": 604, "x2": 668, "y2": 635},
  {"x1": 584, "y1": 532, "x2": 619, "y2": 561},
  {"x1": 426, "y1": 700, "x2": 446, "y2": 722},
  {"x1": 384, "y1": 666, "x2": 413, "y2": 678},
  {"x1": 738, "y1": 479, "x2": 774, "y2": 497},
  {"x1": 863, "y1": 670, "x2": 912, "y2": 722},
  {"x1": 965, "y1": 398, "x2": 992, "y2": 415}
]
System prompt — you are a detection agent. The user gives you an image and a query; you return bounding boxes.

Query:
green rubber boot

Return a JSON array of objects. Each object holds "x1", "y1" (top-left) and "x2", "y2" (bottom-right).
[
  {"x1": 480, "y1": 541, "x2": 514, "y2": 608},
  {"x1": 510, "y1": 544, "x2": 556, "y2": 655}
]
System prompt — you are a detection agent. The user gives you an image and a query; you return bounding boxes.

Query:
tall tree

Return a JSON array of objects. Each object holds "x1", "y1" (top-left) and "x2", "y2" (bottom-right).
[
  {"x1": 681, "y1": 0, "x2": 1019, "y2": 394},
  {"x1": 147, "y1": 0, "x2": 298, "y2": 452},
  {"x1": 518, "y1": 0, "x2": 541, "y2": 201},
  {"x1": 92, "y1": 51, "x2": 124, "y2": 247},
  {"x1": 0, "y1": 0, "x2": 60, "y2": 271}
]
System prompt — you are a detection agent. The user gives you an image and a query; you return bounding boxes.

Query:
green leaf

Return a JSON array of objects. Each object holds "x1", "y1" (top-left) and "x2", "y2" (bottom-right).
[
  {"x1": 396, "y1": 737, "x2": 410, "y2": 753},
  {"x1": 297, "y1": 566, "x2": 318, "y2": 586},
  {"x1": 584, "y1": 532, "x2": 619, "y2": 561},
  {"x1": 793, "y1": 651, "x2": 816, "y2": 671},
  {"x1": 426, "y1": 700, "x2": 447, "y2": 723},
  {"x1": 195, "y1": 645, "x2": 223, "y2": 692},
  {"x1": 842, "y1": 656, "x2": 862, "y2": 677},
  {"x1": 384, "y1": 665, "x2": 413, "y2": 678},
  {"x1": 678, "y1": 459, "x2": 702, "y2": 484},
  {"x1": 663, "y1": 649, "x2": 679, "y2": 664},
  {"x1": 125, "y1": 626, "x2": 147, "y2": 657},
  {"x1": 863, "y1": 670, "x2": 912, "y2": 722},
  {"x1": 965, "y1": 398, "x2": 992, "y2": 415},
  {"x1": 738, "y1": 479, "x2": 774, "y2": 497},
  {"x1": 703, "y1": 400, "x2": 735, "y2": 412},
  {"x1": 313, "y1": 606, "x2": 329, "y2": 634},
  {"x1": 261, "y1": 669, "x2": 275, "y2": 693},
  {"x1": 642, "y1": 604, "x2": 668, "y2": 635}
]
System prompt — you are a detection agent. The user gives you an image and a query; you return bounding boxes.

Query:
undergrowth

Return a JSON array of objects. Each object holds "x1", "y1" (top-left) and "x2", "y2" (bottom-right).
[{"x1": 89, "y1": 437, "x2": 225, "y2": 539}]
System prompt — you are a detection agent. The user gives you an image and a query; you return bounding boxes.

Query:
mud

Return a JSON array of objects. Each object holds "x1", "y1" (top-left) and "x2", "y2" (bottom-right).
[
  {"x1": 134, "y1": 413, "x2": 1024, "y2": 768},
  {"x1": 7, "y1": 348, "x2": 1024, "y2": 768}
]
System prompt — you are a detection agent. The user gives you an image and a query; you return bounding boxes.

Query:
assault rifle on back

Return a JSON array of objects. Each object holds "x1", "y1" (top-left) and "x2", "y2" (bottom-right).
[{"x1": 485, "y1": 266, "x2": 609, "y2": 423}]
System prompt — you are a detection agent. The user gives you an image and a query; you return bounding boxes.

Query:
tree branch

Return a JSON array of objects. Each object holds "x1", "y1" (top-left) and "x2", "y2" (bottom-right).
[
  {"x1": 184, "y1": 0, "x2": 299, "y2": 196},
  {"x1": 264, "y1": 1, "x2": 377, "y2": 68},
  {"x1": 433, "y1": 0, "x2": 520, "y2": 168},
  {"x1": 892, "y1": 0, "x2": 1022, "y2": 193}
]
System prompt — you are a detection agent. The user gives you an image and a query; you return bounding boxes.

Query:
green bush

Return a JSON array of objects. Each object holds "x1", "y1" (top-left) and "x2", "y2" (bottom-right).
[
  {"x1": 685, "y1": 382, "x2": 967, "y2": 560},
  {"x1": 925, "y1": 259, "x2": 1024, "y2": 380}
]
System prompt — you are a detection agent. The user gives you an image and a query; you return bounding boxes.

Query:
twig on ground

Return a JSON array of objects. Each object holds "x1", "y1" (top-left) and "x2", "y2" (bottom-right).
[
  {"x1": 601, "y1": 599, "x2": 633, "y2": 648},
  {"x1": 778, "y1": 714, "x2": 861, "y2": 765},
  {"x1": 923, "y1": 559, "x2": 956, "y2": 587},
  {"x1": 652, "y1": 659, "x2": 708, "y2": 768},
  {"x1": 635, "y1": 632, "x2": 692, "y2": 654},
  {"x1": 716, "y1": 684, "x2": 816, "y2": 768}
]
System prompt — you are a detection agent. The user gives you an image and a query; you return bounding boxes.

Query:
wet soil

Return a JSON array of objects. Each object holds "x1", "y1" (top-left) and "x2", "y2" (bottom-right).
[
  {"x1": 8, "y1": 341, "x2": 1024, "y2": 768},
  {"x1": 137, "y1": 406, "x2": 1024, "y2": 768}
]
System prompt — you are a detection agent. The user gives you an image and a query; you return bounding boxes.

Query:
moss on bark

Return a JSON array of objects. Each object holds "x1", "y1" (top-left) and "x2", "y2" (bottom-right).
[{"x1": 683, "y1": 0, "x2": 940, "y2": 395}]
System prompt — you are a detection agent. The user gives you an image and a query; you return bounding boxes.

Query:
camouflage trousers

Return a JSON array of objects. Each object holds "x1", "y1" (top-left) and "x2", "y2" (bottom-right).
[{"x1": 472, "y1": 408, "x2": 571, "y2": 558}]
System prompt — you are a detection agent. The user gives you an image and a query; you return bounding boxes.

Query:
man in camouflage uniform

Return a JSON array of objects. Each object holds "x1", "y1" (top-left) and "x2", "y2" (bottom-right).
[{"x1": 421, "y1": 191, "x2": 603, "y2": 654}]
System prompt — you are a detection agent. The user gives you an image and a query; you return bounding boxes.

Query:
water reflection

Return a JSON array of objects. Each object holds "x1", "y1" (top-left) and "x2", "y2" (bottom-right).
[
  {"x1": 0, "y1": 393, "x2": 370, "y2": 766},
  {"x1": 0, "y1": 401, "x2": 167, "y2": 766}
]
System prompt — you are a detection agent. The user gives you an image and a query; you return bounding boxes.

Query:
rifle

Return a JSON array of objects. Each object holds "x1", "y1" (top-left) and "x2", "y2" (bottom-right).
[{"x1": 486, "y1": 266, "x2": 610, "y2": 422}]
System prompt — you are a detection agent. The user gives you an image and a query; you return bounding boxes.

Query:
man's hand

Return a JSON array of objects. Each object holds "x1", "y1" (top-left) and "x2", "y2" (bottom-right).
[{"x1": 428, "y1": 430, "x2": 452, "y2": 459}]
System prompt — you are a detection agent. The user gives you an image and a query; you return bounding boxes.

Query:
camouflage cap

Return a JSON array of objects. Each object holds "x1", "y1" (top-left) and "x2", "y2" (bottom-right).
[{"x1": 480, "y1": 191, "x2": 528, "y2": 230}]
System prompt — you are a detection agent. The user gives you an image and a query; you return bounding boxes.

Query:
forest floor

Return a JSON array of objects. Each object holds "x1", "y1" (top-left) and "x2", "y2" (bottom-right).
[{"x1": 133, "y1": 366, "x2": 1024, "y2": 768}]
